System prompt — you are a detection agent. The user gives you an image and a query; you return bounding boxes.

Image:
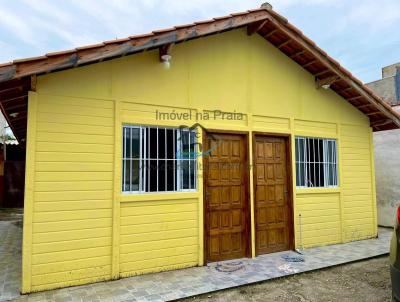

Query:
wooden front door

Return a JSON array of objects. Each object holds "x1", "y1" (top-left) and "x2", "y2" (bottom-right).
[
  {"x1": 253, "y1": 135, "x2": 293, "y2": 255},
  {"x1": 204, "y1": 132, "x2": 249, "y2": 262}
]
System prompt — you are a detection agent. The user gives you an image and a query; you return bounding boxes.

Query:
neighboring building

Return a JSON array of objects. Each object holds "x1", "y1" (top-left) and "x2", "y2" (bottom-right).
[
  {"x1": 0, "y1": 4, "x2": 399, "y2": 294},
  {"x1": 367, "y1": 63, "x2": 400, "y2": 105},
  {"x1": 367, "y1": 64, "x2": 400, "y2": 226}
]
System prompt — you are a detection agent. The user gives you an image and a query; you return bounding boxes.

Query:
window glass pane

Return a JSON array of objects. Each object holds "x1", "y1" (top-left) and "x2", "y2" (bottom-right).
[
  {"x1": 149, "y1": 160, "x2": 157, "y2": 192},
  {"x1": 149, "y1": 128, "x2": 157, "y2": 159},
  {"x1": 166, "y1": 129, "x2": 174, "y2": 159},
  {"x1": 296, "y1": 162, "x2": 301, "y2": 186},
  {"x1": 158, "y1": 128, "x2": 166, "y2": 160},
  {"x1": 166, "y1": 160, "x2": 175, "y2": 191},
  {"x1": 131, "y1": 160, "x2": 139, "y2": 191},
  {"x1": 123, "y1": 159, "x2": 129, "y2": 191},
  {"x1": 124, "y1": 128, "x2": 131, "y2": 158},
  {"x1": 190, "y1": 131, "x2": 196, "y2": 159},
  {"x1": 190, "y1": 159, "x2": 196, "y2": 189},
  {"x1": 299, "y1": 162, "x2": 305, "y2": 186},
  {"x1": 181, "y1": 130, "x2": 190, "y2": 159},
  {"x1": 158, "y1": 160, "x2": 165, "y2": 191},
  {"x1": 182, "y1": 160, "x2": 190, "y2": 189},
  {"x1": 131, "y1": 128, "x2": 140, "y2": 159}
]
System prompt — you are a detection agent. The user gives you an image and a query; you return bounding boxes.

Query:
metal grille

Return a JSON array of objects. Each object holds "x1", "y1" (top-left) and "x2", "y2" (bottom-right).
[
  {"x1": 122, "y1": 125, "x2": 197, "y2": 193},
  {"x1": 295, "y1": 137, "x2": 338, "y2": 188}
]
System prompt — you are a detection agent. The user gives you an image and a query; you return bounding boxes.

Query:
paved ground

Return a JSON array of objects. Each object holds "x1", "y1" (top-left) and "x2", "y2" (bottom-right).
[
  {"x1": 181, "y1": 256, "x2": 392, "y2": 302},
  {"x1": 0, "y1": 209, "x2": 22, "y2": 302},
  {"x1": 0, "y1": 208, "x2": 393, "y2": 302}
]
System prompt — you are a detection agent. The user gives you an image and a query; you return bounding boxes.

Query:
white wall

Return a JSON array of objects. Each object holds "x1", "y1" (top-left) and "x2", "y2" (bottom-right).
[{"x1": 374, "y1": 126, "x2": 400, "y2": 226}]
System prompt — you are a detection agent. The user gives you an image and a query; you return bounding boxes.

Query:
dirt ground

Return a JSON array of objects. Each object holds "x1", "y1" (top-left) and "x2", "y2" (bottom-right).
[{"x1": 181, "y1": 256, "x2": 392, "y2": 302}]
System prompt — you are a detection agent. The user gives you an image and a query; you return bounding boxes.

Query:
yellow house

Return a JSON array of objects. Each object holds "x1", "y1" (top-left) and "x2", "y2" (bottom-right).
[{"x1": 0, "y1": 4, "x2": 399, "y2": 294}]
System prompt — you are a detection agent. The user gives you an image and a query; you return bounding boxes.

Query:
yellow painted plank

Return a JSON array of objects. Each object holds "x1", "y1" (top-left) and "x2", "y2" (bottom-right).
[
  {"x1": 35, "y1": 162, "x2": 113, "y2": 172},
  {"x1": 32, "y1": 256, "x2": 110, "y2": 276},
  {"x1": 120, "y1": 228, "x2": 197, "y2": 244},
  {"x1": 120, "y1": 202, "x2": 197, "y2": 217},
  {"x1": 34, "y1": 190, "x2": 113, "y2": 202},
  {"x1": 120, "y1": 211, "x2": 198, "y2": 226},
  {"x1": 36, "y1": 171, "x2": 113, "y2": 182},
  {"x1": 37, "y1": 102, "x2": 113, "y2": 118},
  {"x1": 33, "y1": 218, "x2": 112, "y2": 234},
  {"x1": 120, "y1": 262, "x2": 197, "y2": 278},
  {"x1": 120, "y1": 245, "x2": 198, "y2": 263},
  {"x1": 120, "y1": 219, "x2": 198, "y2": 235},
  {"x1": 33, "y1": 227, "x2": 112, "y2": 243},
  {"x1": 31, "y1": 265, "x2": 111, "y2": 286},
  {"x1": 32, "y1": 246, "x2": 111, "y2": 265},
  {"x1": 36, "y1": 132, "x2": 113, "y2": 145},
  {"x1": 35, "y1": 181, "x2": 113, "y2": 192},
  {"x1": 37, "y1": 112, "x2": 113, "y2": 126},
  {"x1": 36, "y1": 152, "x2": 113, "y2": 163},
  {"x1": 120, "y1": 254, "x2": 197, "y2": 273},
  {"x1": 36, "y1": 142, "x2": 114, "y2": 153},
  {"x1": 34, "y1": 200, "x2": 112, "y2": 212},
  {"x1": 31, "y1": 275, "x2": 110, "y2": 293},
  {"x1": 120, "y1": 237, "x2": 198, "y2": 254},
  {"x1": 37, "y1": 122, "x2": 113, "y2": 136},
  {"x1": 38, "y1": 94, "x2": 114, "y2": 109},
  {"x1": 293, "y1": 215, "x2": 341, "y2": 225},
  {"x1": 33, "y1": 237, "x2": 111, "y2": 254},
  {"x1": 295, "y1": 221, "x2": 340, "y2": 232},
  {"x1": 33, "y1": 209, "x2": 112, "y2": 223}
]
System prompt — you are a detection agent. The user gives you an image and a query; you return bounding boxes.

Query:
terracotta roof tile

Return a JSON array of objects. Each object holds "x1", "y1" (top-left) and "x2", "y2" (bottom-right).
[
  {"x1": 174, "y1": 23, "x2": 195, "y2": 29},
  {"x1": 231, "y1": 11, "x2": 249, "y2": 16},
  {"x1": 152, "y1": 27, "x2": 176, "y2": 34},
  {"x1": 13, "y1": 55, "x2": 47, "y2": 63},
  {"x1": 45, "y1": 49, "x2": 76, "y2": 57},
  {"x1": 0, "y1": 62, "x2": 13, "y2": 67},
  {"x1": 129, "y1": 33, "x2": 155, "y2": 39},
  {"x1": 76, "y1": 43, "x2": 105, "y2": 51},
  {"x1": 194, "y1": 20, "x2": 215, "y2": 25},
  {"x1": 212, "y1": 15, "x2": 231, "y2": 20},
  {"x1": 103, "y1": 37, "x2": 131, "y2": 45}
]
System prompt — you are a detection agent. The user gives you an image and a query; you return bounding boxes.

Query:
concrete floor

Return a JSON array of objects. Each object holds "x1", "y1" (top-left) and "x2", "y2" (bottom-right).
[
  {"x1": 0, "y1": 209, "x2": 392, "y2": 302},
  {"x1": 0, "y1": 209, "x2": 22, "y2": 302}
]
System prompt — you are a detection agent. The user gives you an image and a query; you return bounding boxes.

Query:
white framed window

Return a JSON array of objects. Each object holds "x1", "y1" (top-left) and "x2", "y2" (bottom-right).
[
  {"x1": 122, "y1": 125, "x2": 197, "y2": 193},
  {"x1": 295, "y1": 136, "x2": 338, "y2": 188}
]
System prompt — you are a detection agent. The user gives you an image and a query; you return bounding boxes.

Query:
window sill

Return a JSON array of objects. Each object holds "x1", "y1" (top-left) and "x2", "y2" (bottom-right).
[
  {"x1": 296, "y1": 187, "x2": 340, "y2": 195},
  {"x1": 119, "y1": 191, "x2": 199, "y2": 203}
]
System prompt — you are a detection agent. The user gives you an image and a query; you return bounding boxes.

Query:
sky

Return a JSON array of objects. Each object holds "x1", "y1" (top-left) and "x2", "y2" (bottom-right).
[{"x1": 0, "y1": 0, "x2": 399, "y2": 83}]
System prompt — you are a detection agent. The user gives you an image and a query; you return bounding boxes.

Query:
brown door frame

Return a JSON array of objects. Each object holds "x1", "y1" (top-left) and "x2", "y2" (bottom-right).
[
  {"x1": 252, "y1": 132, "x2": 295, "y2": 255},
  {"x1": 202, "y1": 129, "x2": 252, "y2": 264}
]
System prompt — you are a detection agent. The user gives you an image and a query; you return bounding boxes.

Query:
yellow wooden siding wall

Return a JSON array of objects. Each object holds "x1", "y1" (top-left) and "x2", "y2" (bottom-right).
[
  {"x1": 293, "y1": 120, "x2": 342, "y2": 248},
  {"x1": 22, "y1": 28, "x2": 377, "y2": 293},
  {"x1": 119, "y1": 199, "x2": 199, "y2": 277},
  {"x1": 341, "y1": 124, "x2": 376, "y2": 241},
  {"x1": 28, "y1": 94, "x2": 114, "y2": 292}
]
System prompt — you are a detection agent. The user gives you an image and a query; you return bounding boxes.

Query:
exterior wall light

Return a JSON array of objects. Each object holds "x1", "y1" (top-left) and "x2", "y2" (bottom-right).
[
  {"x1": 161, "y1": 54, "x2": 172, "y2": 69},
  {"x1": 159, "y1": 43, "x2": 173, "y2": 69}
]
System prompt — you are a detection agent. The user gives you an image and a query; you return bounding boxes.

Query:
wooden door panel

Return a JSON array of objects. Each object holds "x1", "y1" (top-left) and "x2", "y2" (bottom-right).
[
  {"x1": 204, "y1": 133, "x2": 249, "y2": 262},
  {"x1": 254, "y1": 135, "x2": 293, "y2": 255}
]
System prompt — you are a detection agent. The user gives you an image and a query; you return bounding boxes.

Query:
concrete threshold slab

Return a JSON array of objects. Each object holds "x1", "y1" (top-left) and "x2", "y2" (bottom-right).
[{"x1": 6, "y1": 227, "x2": 392, "y2": 302}]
